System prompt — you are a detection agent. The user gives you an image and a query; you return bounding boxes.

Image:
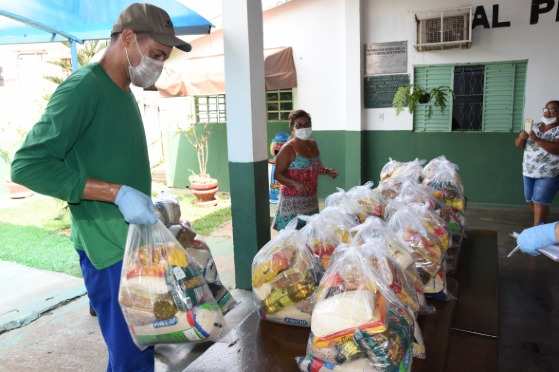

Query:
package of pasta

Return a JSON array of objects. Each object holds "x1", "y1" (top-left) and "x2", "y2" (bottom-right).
[
  {"x1": 300, "y1": 207, "x2": 358, "y2": 270},
  {"x1": 170, "y1": 223, "x2": 237, "y2": 314},
  {"x1": 252, "y1": 228, "x2": 323, "y2": 327},
  {"x1": 386, "y1": 203, "x2": 449, "y2": 286},
  {"x1": 297, "y1": 245, "x2": 414, "y2": 372},
  {"x1": 119, "y1": 221, "x2": 224, "y2": 349}
]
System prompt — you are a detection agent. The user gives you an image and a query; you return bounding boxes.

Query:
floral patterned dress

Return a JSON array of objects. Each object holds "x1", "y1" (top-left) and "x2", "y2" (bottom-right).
[
  {"x1": 523, "y1": 122, "x2": 559, "y2": 178},
  {"x1": 273, "y1": 154, "x2": 321, "y2": 230}
]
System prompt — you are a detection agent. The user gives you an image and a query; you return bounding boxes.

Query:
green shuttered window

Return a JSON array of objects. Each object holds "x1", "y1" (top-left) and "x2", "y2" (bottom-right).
[{"x1": 414, "y1": 61, "x2": 527, "y2": 132}]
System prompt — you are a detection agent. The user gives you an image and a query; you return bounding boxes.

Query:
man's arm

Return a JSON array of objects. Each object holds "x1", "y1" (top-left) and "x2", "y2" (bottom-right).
[
  {"x1": 11, "y1": 73, "x2": 155, "y2": 224},
  {"x1": 11, "y1": 75, "x2": 97, "y2": 203}
]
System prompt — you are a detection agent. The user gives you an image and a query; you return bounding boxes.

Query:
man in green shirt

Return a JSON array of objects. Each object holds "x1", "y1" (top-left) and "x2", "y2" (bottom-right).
[{"x1": 11, "y1": 4, "x2": 191, "y2": 371}]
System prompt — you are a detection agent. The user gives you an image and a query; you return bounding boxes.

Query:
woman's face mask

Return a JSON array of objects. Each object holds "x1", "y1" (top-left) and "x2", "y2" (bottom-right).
[
  {"x1": 125, "y1": 36, "x2": 164, "y2": 88},
  {"x1": 295, "y1": 127, "x2": 312, "y2": 140}
]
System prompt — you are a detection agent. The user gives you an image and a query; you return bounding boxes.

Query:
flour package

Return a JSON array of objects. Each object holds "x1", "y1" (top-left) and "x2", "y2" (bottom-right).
[
  {"x1": 297, "y1": 245, "x2": 414, "y2": 372},
  {"x1": 252, "y1": 227, "x2": 323, "y2": 327},
  {"x1": 119, "y1": 222, "x2": 224, "y2": 349}
]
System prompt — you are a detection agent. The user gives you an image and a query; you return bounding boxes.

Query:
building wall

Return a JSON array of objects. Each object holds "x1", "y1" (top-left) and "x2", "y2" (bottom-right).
[
  {"x1": 365, "y1": 0, "x2": 559, "y2": 130},
  {"x1": 362, "y1": 0, "x2": 559, "y2": 205}
]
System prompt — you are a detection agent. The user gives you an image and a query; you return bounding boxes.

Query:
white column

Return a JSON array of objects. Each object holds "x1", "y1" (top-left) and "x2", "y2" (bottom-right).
[
  {"x1": 222, "y1": 0, "x2": 269, "y2": 290},
  {"x1": 345, "y1": 0, "x2": 364, "y2": 132},
  {"x1": 223, "y1": 0, "x2": 267, "y2": 164}
]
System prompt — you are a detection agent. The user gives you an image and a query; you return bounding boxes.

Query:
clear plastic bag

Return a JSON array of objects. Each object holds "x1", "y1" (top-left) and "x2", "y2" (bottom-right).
[
  {"x1": 386, "y1": 203, "x2": 449, "y2": 286},
  {"x1": 380, "y1": 158, "x2": 425, "y2": 183},
  {"x1": 394, "y1": 180, "x2": 441, "y2": 212},
  {"x1": 154, "y1": 190, "x2": 182, "y2": 227},
  {"x1": 422, "y1": 156, "x2": 465, "y2": 213},
  {"x1": 350, "y1": 217, "x2": 414, "y2": 271},
  {"x1": 345, "y1": 182, "x2": 386, "y2": 222},
  {"x1": 297, "y1": 245, "x2": 414, "y2": 372},
  {"x1": 171, "y1": 224, "x2": 237, "y2": 314},
  {"x1": 119, "y1": 221, "x2": 224, "y2": 349},
  {"x1": 350, "y1": 217, "x2": 432, "y2": 316},
  {"x1": 252, "y1": 228, "x2": 323, "y2": 327},
  {"x1": 300, "y1": 207, "x2": 359, "y2": 270}
]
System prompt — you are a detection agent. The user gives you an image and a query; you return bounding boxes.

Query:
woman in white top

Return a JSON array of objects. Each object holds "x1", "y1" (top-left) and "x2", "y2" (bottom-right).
[{"x1": 515, "y1": 100, "x2": 559, "y2": 225}]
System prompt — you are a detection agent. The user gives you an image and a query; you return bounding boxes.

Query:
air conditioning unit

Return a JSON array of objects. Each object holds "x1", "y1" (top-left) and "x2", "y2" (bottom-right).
[{"x1": 415, "y1": 7, "x2": 472, "y2": 52}]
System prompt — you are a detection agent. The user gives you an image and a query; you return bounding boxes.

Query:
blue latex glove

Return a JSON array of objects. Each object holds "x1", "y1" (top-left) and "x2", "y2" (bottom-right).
[
  {"x1": 517, "y1": 222, "x2": 558, "y2": 256},
  {"x1": 114, "y1": 186, "x2": 157, "y2": 225}
]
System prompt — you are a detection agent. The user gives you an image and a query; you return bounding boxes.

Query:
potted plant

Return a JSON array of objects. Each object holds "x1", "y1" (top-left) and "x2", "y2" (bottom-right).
[
  {"x1": 393, "y1": 85, "x2": 452, "y2": 117},
  {"x1": 184, "y1": 122, "x2": 219, "y2": 206}
]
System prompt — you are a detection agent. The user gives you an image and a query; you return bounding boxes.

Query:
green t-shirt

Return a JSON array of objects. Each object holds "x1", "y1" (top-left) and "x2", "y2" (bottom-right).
[{"x1": 11, "y1": 63, "x2": 151, "y2": 269}]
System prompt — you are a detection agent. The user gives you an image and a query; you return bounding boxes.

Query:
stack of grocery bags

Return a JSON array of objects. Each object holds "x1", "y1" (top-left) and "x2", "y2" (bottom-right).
[{"x1": 252, "y1": 155, "x2": 465, "y2": 372}]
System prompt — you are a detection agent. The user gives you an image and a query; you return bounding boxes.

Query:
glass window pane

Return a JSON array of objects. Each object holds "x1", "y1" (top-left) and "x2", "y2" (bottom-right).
[
  {"x1": 268, "y1": 112, "x2": 279, "y2": 120},
  {"x1": 280, "y1": 91, "x2": 292, "y2": 101},
  {"x1": 267, "y1": 92, "x2": 279, "y2": 101},
  {"x1": 280, "y1": 112, "x2": 290, "y2": 120},
  {"x1": 280, "y1": 102, "x2": 292, "y2": 111},
  {"x1": 267, "y1": 102, "x2": 279, "y2": 111}
]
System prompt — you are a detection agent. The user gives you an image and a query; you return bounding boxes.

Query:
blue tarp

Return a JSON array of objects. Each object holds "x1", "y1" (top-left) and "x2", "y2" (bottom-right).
[{"x1": 0, "y1": 0, "x2": 211, "y2": 44}]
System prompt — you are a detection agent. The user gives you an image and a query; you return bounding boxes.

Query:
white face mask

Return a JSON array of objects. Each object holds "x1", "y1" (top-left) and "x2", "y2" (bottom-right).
[
  {"x1": 294, "y1": 127, "x2": 312, "y2": 140},
  {"x1": 541, "y1": 116, "x2": 557, "y2": 125},
  {"x1": 125, "y1": 36, "x2": 164, "y2": 88}
]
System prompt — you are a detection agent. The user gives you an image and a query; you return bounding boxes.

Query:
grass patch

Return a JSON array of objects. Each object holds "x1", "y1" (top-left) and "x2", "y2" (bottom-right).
[
  {"x1": 0, "y1": 223, "x2": 81, "y2": 277},
  {"x1": 192, "y1": 207, "x2": 232, "y2": 236}
]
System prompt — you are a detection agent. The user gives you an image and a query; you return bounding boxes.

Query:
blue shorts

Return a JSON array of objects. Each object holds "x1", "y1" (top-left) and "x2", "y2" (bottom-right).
[{"x1": 523, "y1": 176, "x2": 559, "y2": 205}]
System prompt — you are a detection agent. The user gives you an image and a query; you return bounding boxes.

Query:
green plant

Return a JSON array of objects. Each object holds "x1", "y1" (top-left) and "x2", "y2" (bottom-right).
[
  {"x1": 393, "y1": 85, "x2": 452, "y2": 117},
  {"x1": 183, "y1": 123, "x2": 216, "y2": 183}
]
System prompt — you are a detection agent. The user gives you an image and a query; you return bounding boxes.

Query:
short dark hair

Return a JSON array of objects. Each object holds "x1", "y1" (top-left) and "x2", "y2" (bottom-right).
[
  {"x1": 547, "y1": 100, "x2": 559, "y2": 108},
  {"x1": 288, "y1": 109, "x2": 312, "y2": 131}
]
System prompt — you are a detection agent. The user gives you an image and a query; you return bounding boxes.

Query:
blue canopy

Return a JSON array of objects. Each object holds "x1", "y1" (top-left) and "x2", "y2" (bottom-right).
[{"x1": 0, "y1": 0, "x2": 212, "y2": 45}]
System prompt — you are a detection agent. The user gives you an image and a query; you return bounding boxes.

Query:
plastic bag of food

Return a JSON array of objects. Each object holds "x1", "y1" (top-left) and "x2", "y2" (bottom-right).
[
  {"x1": 154, "y1": 190, "x2": 182, "y2": 227},
  {"x1": 360, "y1": 241, "x2": 420, "y2": 315},
  {"x1": 359, "y1": 240, "x2": 428, "y2": 359},
  {"x1": 300, "y1": 207, "x2": 358, "y2": 269},
  {"x1": 386, "y1": 203, "x2": 449, "y2": 286},
  {"x1": 297, "y1": 245, "x2": 414, "y2": 372},
  {"x1": 422, "y1": 156, "x2": 465, "y2": 212},
  {"x1": 324, "y1": 188, "x2": 364, "y2": 221},
  {"x1": 380, "y1": 158, "x2": 425, "y2": 183},
  {"x1": 350, "y1": 217, "x2": 433, "y2": 317},
  {"x1": 394, "y1": 180, "x2": 441, "y2": 212},
  {"x1": 119, "y1": 221, "x2": 224, "y2": 349},
  {"x1": 351, "y1": 217, "x2": 414, "y2": 271},
  {"x1": 169, "y1": 223, "x2": 237, "y2": 314},
  {"x1": 252, "y1": 227, "x2": 323, "y2": 327},
  {"x1": 345, "y1": 182, "x2": 386, "y2": 221}
]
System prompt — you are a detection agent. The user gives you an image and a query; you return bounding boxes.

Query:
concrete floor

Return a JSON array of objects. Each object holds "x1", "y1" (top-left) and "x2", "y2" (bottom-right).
[
  {"x1": 1, "y1": 206, "x2": 559, "y2": 371},
  {"x1": 465, "y1": 206, "x2": 559, "y2": 372}
]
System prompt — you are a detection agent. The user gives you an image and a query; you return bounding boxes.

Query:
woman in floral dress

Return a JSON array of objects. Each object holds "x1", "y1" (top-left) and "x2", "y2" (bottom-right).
[{"x1": 273, "y1": 110, "x2": 337, "y2": 230}]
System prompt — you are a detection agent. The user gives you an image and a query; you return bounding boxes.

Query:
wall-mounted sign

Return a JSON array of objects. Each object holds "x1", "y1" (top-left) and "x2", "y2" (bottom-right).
[{"x1": 366, "y1": 41, "x2": 408, "y2": 76}]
